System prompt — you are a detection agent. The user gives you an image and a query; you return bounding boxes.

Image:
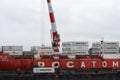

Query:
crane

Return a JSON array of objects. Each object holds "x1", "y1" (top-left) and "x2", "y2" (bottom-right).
[{"x1": 47, "y1": 0, "x2": 60, "y2": 53}]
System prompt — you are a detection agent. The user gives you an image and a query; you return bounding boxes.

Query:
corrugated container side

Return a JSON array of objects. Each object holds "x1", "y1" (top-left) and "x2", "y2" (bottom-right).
[
  {"x1": 31, "y1": 46, "x2": 53, "y2": 55},
  {"x1": 92, "y1": 42, "x2": 120, "y2": 54},
  {"x1": 62, "y1": 50, "x2": 88, "y2": 55},
  {"x1": 71, "y1": 42, "x2": 88, "y2": 46},
  {"x1": 62, "y1": 41, "x2": 88, "y2": 46},
  {"x1": 62, "y1": 46, "x2": 88, "y2": 49},
  {"x1": 3, "y1": 51, "x2": 23, "y2": 55},
  {"x1": 38, "y1": 50, "x2": 54, "y2": 55},
  {"x1": 2, "y1": 46, "x2": 23, "y2": 51},
  {"x1": 103, "y1": 54, "x2": 120, "y2": 58},
  {"x1": 70, "y1": 46, "x2": 88, "y2": 51}
]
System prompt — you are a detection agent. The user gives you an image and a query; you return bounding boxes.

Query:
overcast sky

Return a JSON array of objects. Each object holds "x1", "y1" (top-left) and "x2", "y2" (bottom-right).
[{"x1": 0, "y1": 0, "x2": 120, "y2": 50}]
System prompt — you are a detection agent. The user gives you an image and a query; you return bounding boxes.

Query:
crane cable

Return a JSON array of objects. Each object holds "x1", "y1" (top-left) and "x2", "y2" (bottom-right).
[{"x1": 40, "y1": 0, "x2": 46, "y2": 46}]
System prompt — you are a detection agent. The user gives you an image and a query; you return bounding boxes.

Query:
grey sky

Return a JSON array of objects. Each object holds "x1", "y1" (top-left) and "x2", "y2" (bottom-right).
[{"x1": 0, "y1": 0, "x2": 120, "y2": 50}]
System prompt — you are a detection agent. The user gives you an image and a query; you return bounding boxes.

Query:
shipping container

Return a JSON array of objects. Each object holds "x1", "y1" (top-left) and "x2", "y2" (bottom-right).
[
  {"x1": 62, "y1": 41, "x2": 88, "y2": 55},
  {"x1": 2, "y1": 46, "x2": 23, "y2": 51},
  {"x1": 103, "y1": 54, "x2": 120, "y2": 58},
  {"x1": 91, "y1": 42, "x2": 119, "y2": 54},
  {"x1": 71, "y1": 42, "x2": 88, "y2": 46},
  {"x1": 62, "y1": 42, "x2": 71, "y2": 47},
  {"x1": 62, "y1": 50, "x2": 88, "y2": 55},
  {"x1": 92, "y1": 42, "x2": 101, "y2": 48},
  {"x1": 62, "y1": 46, "x2": 88, "y2": 51},
  {"x1": 38, "y1": 50, "x2": 54, "y2": 55},
  {"x1": 3, "y1": 51, "x2": 23, "y2": 55},
  {"x1": 62, "y1": 41, "x2": 88, "y2": 46},
  {"x1": 31, "y1": 46, "x2": 53, "y2": 55}
]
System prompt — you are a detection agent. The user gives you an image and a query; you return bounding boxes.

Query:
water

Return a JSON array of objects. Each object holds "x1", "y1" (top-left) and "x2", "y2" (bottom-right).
[{"x1": 0, "y1": 74, "x2": 119, "y2": 80}]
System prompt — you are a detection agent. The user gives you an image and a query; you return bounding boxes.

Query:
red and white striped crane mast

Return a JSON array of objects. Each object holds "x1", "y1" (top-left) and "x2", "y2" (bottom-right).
[{"x1": 47, "y1": 0, "x2": 60, "y2": 53}]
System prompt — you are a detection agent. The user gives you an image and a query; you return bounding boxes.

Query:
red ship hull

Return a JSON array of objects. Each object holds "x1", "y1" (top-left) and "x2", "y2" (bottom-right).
[{"x1": 0, "y1": 54, "x2": 120, "y2": 70}]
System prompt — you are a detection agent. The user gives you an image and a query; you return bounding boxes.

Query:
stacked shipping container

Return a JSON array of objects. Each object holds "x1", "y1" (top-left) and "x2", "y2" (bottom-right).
[
  {"x1": 62, "y1": 41, "x2": 88, "y2": 55},
  {"x1": 31, "y1": 46, "x2": 54, "y2": 55},
  {"x1": 92, "y1": 42, "x2": 119, "y2": 54},
  {"x1": 2, "y1": 46, "x2": 23, "y2": 55}
]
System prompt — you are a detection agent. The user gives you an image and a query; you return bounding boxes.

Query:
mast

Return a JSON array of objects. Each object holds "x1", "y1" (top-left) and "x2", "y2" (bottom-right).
[
  {"x1": 47, "y1": 0, "x2": 60, "y2": 53},
  {"x1": 100, "y1": 38, "x2": 104, "y2": 58}
]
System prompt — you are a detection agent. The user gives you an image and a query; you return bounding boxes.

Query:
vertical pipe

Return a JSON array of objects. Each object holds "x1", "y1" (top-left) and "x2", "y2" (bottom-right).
[{"x1": 100, "y1": 38, "x2": 104, "y2": 57}]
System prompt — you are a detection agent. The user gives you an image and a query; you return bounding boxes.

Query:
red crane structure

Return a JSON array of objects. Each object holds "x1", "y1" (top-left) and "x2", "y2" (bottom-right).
[{"x1": 47, "y1": 0, "x2": 60, "y2": 53}]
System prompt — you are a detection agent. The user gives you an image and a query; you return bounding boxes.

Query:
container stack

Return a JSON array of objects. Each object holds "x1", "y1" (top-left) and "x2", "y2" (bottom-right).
[
  {"x1": 92, "y1": 42, "x2": 101, "y2": 54},
  {"x1": 62, "y1": 41, "x2": 89, "y2": 55},
  {"x1": 92, "y1": 42, "x2": 119, "y2": 54},
  {"x1": 31, "y1": 46, "x2": 54, "y2": 56},
  {"x1": 104, "y1": 42, "x2": 119, "y2": 54},
  {"x1": 2, "y1": 46, "x2": 23, "y2": 55}
]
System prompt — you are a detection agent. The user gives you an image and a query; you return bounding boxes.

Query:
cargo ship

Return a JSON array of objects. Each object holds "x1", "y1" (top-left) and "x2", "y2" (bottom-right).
[{"x1": 0, "y1": 0, "x2": 120, "y2": 80}]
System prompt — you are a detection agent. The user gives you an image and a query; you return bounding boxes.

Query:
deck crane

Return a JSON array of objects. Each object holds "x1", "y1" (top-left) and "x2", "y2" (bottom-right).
[{"x1": 47, "y1": 0, "x2": 60, "y2": 53}]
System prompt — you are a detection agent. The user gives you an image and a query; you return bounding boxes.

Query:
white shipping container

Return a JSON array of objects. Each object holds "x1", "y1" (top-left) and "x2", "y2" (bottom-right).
[
  {"x1": 104, "y1": 49, "x2": 119, "y2": 52},
  {"x1": 62, "y1": 41, "x2": 88, "y2": 46},
  {"x1": 70, "y1": 46, "x2": 88, "y2": 51},
  {"x1": 62, "y1": 46, "x2": 88, "y2": 51},
  {"x1": 38, "y1": 50, "x2": 54, "y2": 55},
  {"x1": 92, "y1": 42, "x2": 119, "y2": 54},
  {"x1": 62, "y1": 52, "x2": 73, "y2": 55},
  {"x1": 105, "y1": 47, "x2": 119, "y2": 50},
  {"x1": 62, "y1": 42, "x2": 71, "y2": 46},
  {"x1": 104, "y1": 42, "x2": 119, "y2": 48},
  {"x1": 62, "y1": 51, "x2": 73, "y2": 54},
  {"x1": 106, "y1": 42, "x2": 119, "y2": 46},
  {"x1": 3, "y1": 51, "x2": 23, "y2": 55},
  {"x1": 103, "y1": 54, "x2": 120, "y2": 59},
  {"x1": 31, "y1": 46, "x2": 53, "y2": 55},
  {"x1": 62, "y1": 47, "x2": 71, "y2": 51},
  {"x1": 104, "y1": 52, "x2": 119, "y2": 54},
  {"x1": 62, "y1": 51, "x2": 72, "y2": 53},
  {"x1": 92, "y1": 50, "x2": 119, "y2": 54},
  {"x1": 2, "y1": 46, "x2": 23, "y2": 51},
  {"x1": 62, "y1": 50, "x2": 88, "y2": 55},
  {"x1": 92, "y1": 42, "x2": 119, "y2": 48},
  {"x1": 92, "y1": 42, "x2": 100, "y2": 48},
  {"x1": 31, "y1": 46, "x2": 52, "y2": 51},
  {"x1": 71, "y1": 42, "x2": 88, "y2": 46}
]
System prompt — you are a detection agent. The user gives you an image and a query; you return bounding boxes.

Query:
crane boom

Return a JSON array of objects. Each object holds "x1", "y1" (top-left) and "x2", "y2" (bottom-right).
[{"x1": 47, "y1": 0, "x2": 60, "y2": 53}]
